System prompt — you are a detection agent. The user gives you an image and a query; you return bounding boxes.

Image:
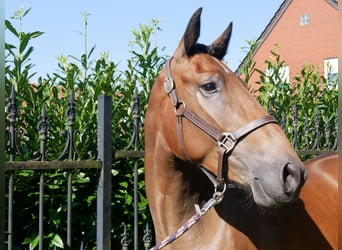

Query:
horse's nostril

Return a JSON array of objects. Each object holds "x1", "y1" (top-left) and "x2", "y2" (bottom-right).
[{"x1": 281, "y1": 163, "x2": 304, "y2": 196}]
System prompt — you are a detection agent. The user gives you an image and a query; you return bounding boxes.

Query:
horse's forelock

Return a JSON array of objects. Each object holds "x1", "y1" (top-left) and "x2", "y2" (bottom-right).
[{"x1": 186, "y1": 43, "x2": 209, "y2": 57}]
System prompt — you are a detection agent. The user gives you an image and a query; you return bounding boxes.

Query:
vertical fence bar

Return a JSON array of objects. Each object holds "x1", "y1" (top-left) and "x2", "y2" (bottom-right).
[
  {"x1": 0, "y1": 2, "x2": 4, "y2": 248},
  {"x1": 7, "y1": 175, "x2": 13, "y2": 250},
  {"x1": 6, "y1": 86, "x2": 19, "y2": 250},
  {"x1": 333, "y1": 110, "x2": 338, "y2": 150},
  {"x1": 291, "y1": 104, "x2": 298, "y2": 148},
  {"x1": 133, "y1": 90, "x2": 140, "y2": 250},
  {"x1": 304, "y1": 116, "x2": 309, "y2": 150},
  {"x1": 133, "y1": 160, "x2": 139, "y2": 250},
  {"x1": 312, "y1": 107, "x2": 320, "y2": 150},
  {"x1": 57, "y1": 92, "x2": 79, "y2": 249},
  {"x1": 97, "y1": 95, "x2": 112, "y2": 249},
  {"x1": 67, "y1": 173, "x2": 72, "y2": 248},
  {"x1": 39, "y1": 173, "x2": 44, "y2": 250},
  {"x1": 67, "y1": 92, "x2": 77, "y2": 249},
  {"x1": 36, "y1": 104, "x2": 50, "y2": 250}
]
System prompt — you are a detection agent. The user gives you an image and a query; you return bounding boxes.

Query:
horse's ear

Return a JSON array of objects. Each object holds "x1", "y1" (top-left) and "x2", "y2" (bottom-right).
[
  {"x1": 208, "y1": 22, "x2": 233, "y2": 60},
  {"x1": 174, "y1": 7, "x2": 202, "y2": 58}
]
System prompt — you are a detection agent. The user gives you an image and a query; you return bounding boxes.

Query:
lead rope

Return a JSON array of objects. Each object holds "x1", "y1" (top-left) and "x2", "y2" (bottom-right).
[{"x1": 150, "y1": 183, "x2": 227, "y2": 250}]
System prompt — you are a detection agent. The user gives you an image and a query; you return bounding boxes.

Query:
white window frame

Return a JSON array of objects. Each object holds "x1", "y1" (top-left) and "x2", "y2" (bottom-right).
[
  {"x1": 324, "y1": 58, "x2": 338, "y2": 80},
  {"x1": 300, "y1": 13, "x2": 310, "y2": 26}
]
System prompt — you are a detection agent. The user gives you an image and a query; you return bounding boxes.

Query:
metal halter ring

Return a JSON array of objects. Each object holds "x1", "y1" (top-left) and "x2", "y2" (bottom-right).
[
  {"x1": 174, "y1": 101, "x2": 186, "y2": 116},
  {"x1": 213, "y1": 183, "x2": 226, "y2": 204}
]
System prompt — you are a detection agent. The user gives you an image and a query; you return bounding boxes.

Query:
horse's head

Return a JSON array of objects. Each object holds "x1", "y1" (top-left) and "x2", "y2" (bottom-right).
[{"x1": 145, "y1": 8, "x2": 306, "y2": 209}]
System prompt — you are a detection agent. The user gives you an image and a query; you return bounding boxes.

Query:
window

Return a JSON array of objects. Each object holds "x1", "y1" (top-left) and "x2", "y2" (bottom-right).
[
  {"x1": 300, "y1": 13, "x2": 310, "y2": 26},
  {"x1": 324, "y1": 58, "x2": 338, "y2": 88}
]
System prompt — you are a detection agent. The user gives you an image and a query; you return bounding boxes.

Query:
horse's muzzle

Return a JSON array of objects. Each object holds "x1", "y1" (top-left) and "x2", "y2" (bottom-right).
[{"x1": 251, "y1": 162, "x2": 307, "y2": 208}]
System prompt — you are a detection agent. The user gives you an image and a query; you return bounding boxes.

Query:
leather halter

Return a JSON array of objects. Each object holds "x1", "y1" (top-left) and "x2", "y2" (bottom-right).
[{"x1": 163, "y1": 57, "x2": 278, "y2": 191}]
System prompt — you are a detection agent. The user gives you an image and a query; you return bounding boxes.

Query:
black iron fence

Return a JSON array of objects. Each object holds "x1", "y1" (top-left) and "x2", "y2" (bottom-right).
[
  {"x1": 4, "y1": 86, "x2": 337, "y2": 250},
  {"x1": 268, "y1": 104, "x2": 338, "y2": 157},
  {"x1": 5, "y1": 88, "x2": 112, "y2": 249}
]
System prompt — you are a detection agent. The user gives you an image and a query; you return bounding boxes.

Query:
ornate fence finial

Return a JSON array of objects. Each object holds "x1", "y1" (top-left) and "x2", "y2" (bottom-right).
[
  {"x1": 6, "y1": 86, "x2": 18, "y2": 124},
  {"x1": 57, "y1": 91, "x2": 81, "y2": 160},
  {"x1": 324, "y1": 117, "x2": 331, "y2": 149},
  {"x1": 36, "y1": 103, "x2": 49, "y2": 161},
  {"x1": 268, "y1": 101, "x2": 273, "y2": 117},
  {"x1": 67, "y1": 91, "x2": 76, "y2": 127},
  {"x1": 143, "y1": 223, "x2": 152, "y2": 250},
  {"x1": 132, "y1": 87, "x2": 141, "y2": 120},
  {"x1": 303, "y1": 115, "x2": 309, "y2": 150},
  {"x1": 121, "y1": 225, "x2": 130, "y2": 250},
  {"x1": 6, "y1": 86, "x2": 25, "y2": 160},
  {"x1": 125, "y1": 88, "x2": 142, "y2": 150},
  {"x1": 280, "y1": 111, "x2": 286, "y2": 131},
  {"x1": 332, "y1": 109, "x2": 338, "y2": 150},
  {"x1": 312, "y1": 107, "x2": 320, "y2": 150},
  {"x1": 291, "y1": 104, "x2": 298, "y2": 148}
]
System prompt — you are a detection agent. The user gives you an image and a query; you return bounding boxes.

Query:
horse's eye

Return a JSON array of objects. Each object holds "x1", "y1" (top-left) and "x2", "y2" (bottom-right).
[{"x1": 201, "y1": 82, "x2": 219, "y2": 93}]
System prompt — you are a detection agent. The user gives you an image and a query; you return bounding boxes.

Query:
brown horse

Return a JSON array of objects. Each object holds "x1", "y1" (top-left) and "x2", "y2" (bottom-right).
[
  {"x1": 144, "y1": 8, "x2": 316, "y2": 249},
  {"x1": 299, "y1": 153, "x2": 338, "y2": 249}
]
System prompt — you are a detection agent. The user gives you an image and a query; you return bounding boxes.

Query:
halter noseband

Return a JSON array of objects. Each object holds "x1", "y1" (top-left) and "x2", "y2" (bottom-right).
[{"x1": 163, "y1": 57, "x2": 278, "y2": 191}]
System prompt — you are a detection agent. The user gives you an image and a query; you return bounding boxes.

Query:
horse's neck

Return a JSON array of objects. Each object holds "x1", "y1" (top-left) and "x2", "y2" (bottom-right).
[
  {"x1": 144, "y1": 98, "x2": 256, "y2": 248},
  {"x1": 152, "y1": 156, "x2": 213, "y2": 232},
  {"x1": 146, "y1": 143, "x2": 255, "y2": 249}
]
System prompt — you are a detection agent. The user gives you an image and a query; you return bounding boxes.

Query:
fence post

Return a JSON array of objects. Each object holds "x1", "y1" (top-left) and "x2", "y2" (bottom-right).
[
  {"x1": 0, "y1": 1, "x2": 5, "y2": 248},
  {"x1": 97, "y1": 95, "x2": 112, "y2": 249}
]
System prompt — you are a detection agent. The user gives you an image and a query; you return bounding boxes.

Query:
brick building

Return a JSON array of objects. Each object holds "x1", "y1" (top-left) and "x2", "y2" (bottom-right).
[{"x1": 237, "y1": 0, "x2": 338, "y2": 89}]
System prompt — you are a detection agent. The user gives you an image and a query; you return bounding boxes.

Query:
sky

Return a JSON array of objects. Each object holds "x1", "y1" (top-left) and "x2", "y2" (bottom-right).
[{"x1": 5, "y1": 1, "x2": 284, "y2": 82}]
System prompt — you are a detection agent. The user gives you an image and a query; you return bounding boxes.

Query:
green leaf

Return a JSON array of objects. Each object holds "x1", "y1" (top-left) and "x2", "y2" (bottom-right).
[
  {"x1": 29, "y1": 234, "x2": 39, "y2": 250},
  {"x1": 88, "y1": 45, "x2": 96, "y2": 59},
  {"x1": 119, "y1": 181, "x2": 128, "y2": 188},
  {"x1": 112, "y1": 169, "x2": 119, "y2": 176},
  {"x1": 19, "y1": 32, "x2": 31, "y2": 54},
  {"x1": 21, "y1": 46, "x2": 34, "y2": 62},
  {"x1": 51, "y1": 234, "x2": 64, "y2": 248},
  {"x1": 22, "y1": 7, "x2": 32, "y2": 17},
  {"x1": 86, "y1": 195, "x2": 97, "y2": 206},
  {"x1": 5, "y1": 42, "x2": 16, "y2": 51},
  {"x1": 30, "y1": 31, "x2": 44, "y2": 39},
  {"x1": 5, "y1": 19, "x2": 18, "y2": 37}
]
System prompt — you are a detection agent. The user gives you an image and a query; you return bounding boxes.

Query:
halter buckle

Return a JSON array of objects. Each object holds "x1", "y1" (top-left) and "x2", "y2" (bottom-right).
[
  {"x1": 218, "y1": 132, "x2": 236, "y2": 154},
  {"x1": 164, "y1": 76, "x2": 174, "y2": 94}
]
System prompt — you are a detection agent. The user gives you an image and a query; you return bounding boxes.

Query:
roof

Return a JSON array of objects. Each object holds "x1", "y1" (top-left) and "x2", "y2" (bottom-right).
[
  {"x1": 326, "y1": 0, "x2": 338, "y2": 8},
  {"x1": 235, "y1": 0, "x2": 338, "y2": 74}
]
